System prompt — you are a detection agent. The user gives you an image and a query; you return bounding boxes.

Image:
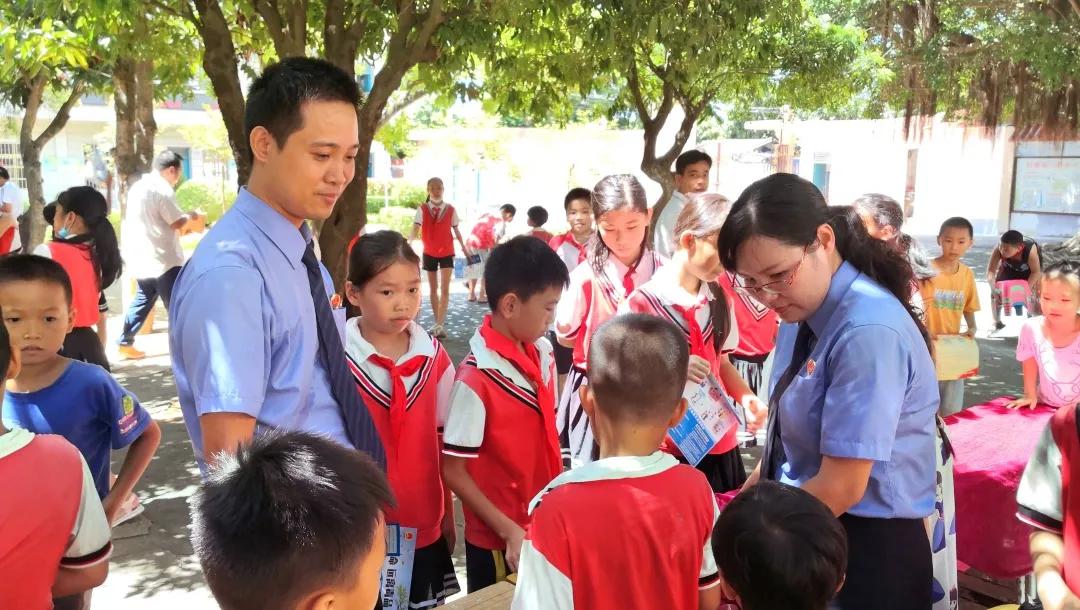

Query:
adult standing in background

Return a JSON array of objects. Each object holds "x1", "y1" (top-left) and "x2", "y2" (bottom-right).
[
  {"x1": 118, "y1": 150, "x2": 201, "y2": 360},
  {"x1": 0, "y1": 167, "x2": 24, "y2": 255},
  {"x1": 169, "y1": 57, "x2": 384, "y2": 474},
  {"x1": 719, "y1": 174, "x2": 938, "y2": 609},
  {"x1": 652, "y1": 150, "x2": 711, "y2": 259}
]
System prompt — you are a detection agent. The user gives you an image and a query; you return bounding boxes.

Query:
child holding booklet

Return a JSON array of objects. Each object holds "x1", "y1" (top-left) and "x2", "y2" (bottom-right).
[{"x1": 620, "y1": 193, "x2": 765, "y2": 492}]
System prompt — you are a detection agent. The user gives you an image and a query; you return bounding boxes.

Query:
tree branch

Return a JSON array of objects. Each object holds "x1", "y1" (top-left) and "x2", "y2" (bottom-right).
[
  {"x1": 1068, "y1": 0, "x2": 1080, "y2": 20},
  {"x1": 626, "y1": 66, "x2": 654, "y2": 127},
  {"x1": 250, "y1": 0, "x2": 290, "y2": 57},
  {"x1": 34, "y1": 77, "x2": 86, "y2": 148},
  {"x1": 20, "y1": 75, "x2": 46, "y2": 151},
  {"x1": 151, "y1": 0, "x2": 196, "y2": 24},
  {"x1": 378, "y1": 89, "x2": 427, "y2": 129}
]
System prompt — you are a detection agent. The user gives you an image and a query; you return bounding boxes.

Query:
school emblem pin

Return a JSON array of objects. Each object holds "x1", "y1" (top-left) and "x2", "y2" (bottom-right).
[
  {"x1": 330, "y1": 293, "x2": 343, "y2": 309},
  {"x1": 122, "y1": 395, "x2": 134, "y2": 417},
  {"x1": 805, "y1": 359, "x2": 817, "y2": 377}
]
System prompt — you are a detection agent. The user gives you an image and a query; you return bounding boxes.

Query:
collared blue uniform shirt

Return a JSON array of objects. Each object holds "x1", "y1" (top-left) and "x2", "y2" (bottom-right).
[
  {"x1": 170, "y1": 188, "x2": 348, "y2": 474},
  {"x1": 769, "y1": 261, "x2": 938, "y2": 518}
]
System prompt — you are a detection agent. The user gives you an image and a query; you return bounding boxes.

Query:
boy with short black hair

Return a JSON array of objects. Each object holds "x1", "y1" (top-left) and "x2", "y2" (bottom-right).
[
  {"x1": 0, "y1": 255, "x2": 161, "y2": 527},
  {"x1": 512, "y1": 314, "x2": 721, "y2": 610},
  {"x1": 0, "y1": 308, "x2": 113, "y2": 609},
  {"x1": 191, "y1": 431, "x2": 393, "y2": 610},
  {"x1": 713, "y1": 481, "x2": 848, "y2": 610},
  {"x1": 526, "y1": 206, "x2": 553, "y2": 243},
  {"x1": 653, "y1": 149, "x2": 712, "y2": 258},
  {"x1": 548, "y1": 188, "x2": 594, "y2": 393},
  {"x1": 988, "y1": 228, "x2": 1044, "y2": 330},
  {"x1": 921, "y1": 216, "x2": 980, "y2": 415},
  {"x1": 442, "y1": 235, "x2": 569, "y2": 592}
]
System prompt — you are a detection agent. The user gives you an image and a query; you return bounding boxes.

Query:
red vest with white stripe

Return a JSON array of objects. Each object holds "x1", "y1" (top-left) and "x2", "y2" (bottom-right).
[
  {"x1": 421, "y1": 204, "x2": 456, "y2": 258},
  {"x1": 348, "y1": 340, "x2": 452, "y2": 548},
  {"x1": 452, "y1": 354, "x2": 561, "y2": 550}
]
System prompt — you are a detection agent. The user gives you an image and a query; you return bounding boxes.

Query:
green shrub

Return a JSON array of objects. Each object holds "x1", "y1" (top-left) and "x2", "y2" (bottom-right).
[
  {"x1": 366, "y1": 179, "x2": 427, "y2": 211},
  {"x1": 375, "y1": 206, "x2": 417, "y2": 236},
  {"x1": 175, "y1": 179, "x2": 235, "y2": 225}
]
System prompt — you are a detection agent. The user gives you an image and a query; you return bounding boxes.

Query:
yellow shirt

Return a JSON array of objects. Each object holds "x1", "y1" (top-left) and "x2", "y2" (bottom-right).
[{"x1": 920, "y1": 261, "x2": 980, "y2": 336}]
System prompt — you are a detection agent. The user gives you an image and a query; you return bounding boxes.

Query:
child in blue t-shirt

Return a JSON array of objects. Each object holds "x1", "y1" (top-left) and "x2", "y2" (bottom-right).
[{"x1": 0, "y1": 255, "x2": 161, "y2": 525}]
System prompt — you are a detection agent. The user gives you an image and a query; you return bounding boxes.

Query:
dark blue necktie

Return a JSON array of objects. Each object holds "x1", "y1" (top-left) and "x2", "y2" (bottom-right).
[
  {"x1": 301, "y1": 242, "x2": 387, "y2": 470},
  {"x1": 762, "y1": 323, "x2": 815, "y2": 481}
]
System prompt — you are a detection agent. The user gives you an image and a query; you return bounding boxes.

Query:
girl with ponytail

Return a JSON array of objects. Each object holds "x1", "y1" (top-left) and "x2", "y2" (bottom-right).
[
  {"x1": 619, "y1": 192, "x2": 766, "y2": 492},
  {"x1": 717, "y1": 173, "x2": 939, "y2": 609},
  {"x1": 36, "y1": 186, "x2": 122, "y2": 370},
  {"x1": 553, "y1": 174, "x2": 660, "y2": 467}
]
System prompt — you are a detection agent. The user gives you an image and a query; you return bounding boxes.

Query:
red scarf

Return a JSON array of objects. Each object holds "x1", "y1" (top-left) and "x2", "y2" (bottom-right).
[
  {"x1": 478, "y1": 315, "x2": 562, "y2": 475},
  {"x1": 567, "y1": 234, "x2": 587, "y2": 264},
  {"x1": 367, "y1": 352, "x2": 428, "y2": 465},
  {"x1": 672, "y1": 301, "x2": 708, "y2": 358},
  {"x1": 622, "y1": 260, "x2": 640, "y2": 297}
]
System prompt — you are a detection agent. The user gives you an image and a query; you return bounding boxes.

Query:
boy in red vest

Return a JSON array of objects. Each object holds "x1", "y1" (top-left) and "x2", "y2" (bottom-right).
[
  {"x1": 0, "y1": 308, "x2": 114, "y2": 610},
  {"x1": 1018, "y1": 406, "x2": 1080, "y2": 609},
  {"x1": 410, "y1": 177, "x2": 469, "y2": 339},
  {"x1": 441, "y1": 236, "x2": 569, "y2": 593},
  {"x1": 512, "y1": 314, "x2": 721, "y2": 610}
]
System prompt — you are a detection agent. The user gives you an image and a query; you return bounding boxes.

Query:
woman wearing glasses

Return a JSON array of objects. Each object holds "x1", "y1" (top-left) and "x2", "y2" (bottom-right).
[{"x1": 718, "y1": 173, "x2": 939, "y2": 610}]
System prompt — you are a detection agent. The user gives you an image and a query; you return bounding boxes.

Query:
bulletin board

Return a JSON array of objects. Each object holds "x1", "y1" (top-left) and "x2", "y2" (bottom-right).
[{"x1": 1012, "y1": 157, "x2": 1080, "y2": 214}]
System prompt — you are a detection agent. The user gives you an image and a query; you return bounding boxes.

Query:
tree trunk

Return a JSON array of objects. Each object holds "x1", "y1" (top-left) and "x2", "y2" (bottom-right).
[
  {"x1": 134, "y1": 58, "x2": 157, "y2": 173},
  {"x1": 192, "y1": 0, "x2": 250, "y2": 186},
  {"x1": 113, "y1": 58, "x2": 138, "y2": 217},
  {"x1": 319, "y1": 132, "x2": 375, "y2": 293},
  {"x1": 19, "y1": 75, "x2": 85, "y2": 249}
]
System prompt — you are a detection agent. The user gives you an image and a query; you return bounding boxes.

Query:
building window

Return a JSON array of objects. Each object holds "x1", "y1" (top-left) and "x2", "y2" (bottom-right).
[{"x1": 0, "y1": 143, "x2": 25, "y2": 189}]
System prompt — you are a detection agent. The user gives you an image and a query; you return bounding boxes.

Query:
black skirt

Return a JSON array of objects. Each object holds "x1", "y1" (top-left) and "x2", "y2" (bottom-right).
[
  {"x1": 833, "y1": 514, "x2": 932, "y2": 610},
  {"x1": 677, "y1": 447, "x2": 747, "y2": 494}
]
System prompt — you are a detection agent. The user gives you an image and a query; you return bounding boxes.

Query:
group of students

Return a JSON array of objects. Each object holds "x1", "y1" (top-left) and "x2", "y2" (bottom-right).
[{"x1": 10, "y1": 84, "x2": 1080, "y2": 610}]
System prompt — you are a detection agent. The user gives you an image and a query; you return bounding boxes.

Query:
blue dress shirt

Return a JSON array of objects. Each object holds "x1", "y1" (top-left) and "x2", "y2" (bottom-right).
[
  {"x1": 170, "y1": 188, "x2": 349, "y2": 474},
  {"x1": 769, "y1": 261, "x2": 938, "y2": 518}
]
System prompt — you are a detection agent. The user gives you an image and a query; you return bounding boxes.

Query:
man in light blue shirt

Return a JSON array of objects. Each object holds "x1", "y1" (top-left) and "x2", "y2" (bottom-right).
[{"x1": 170, "y1": 58, "x2": 383, "y2": 473}]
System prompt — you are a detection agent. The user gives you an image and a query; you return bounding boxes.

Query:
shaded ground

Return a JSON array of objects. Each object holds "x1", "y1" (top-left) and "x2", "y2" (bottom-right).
[{"x1": 96, "y1": 238, "x2": 1026, "y2": 608}]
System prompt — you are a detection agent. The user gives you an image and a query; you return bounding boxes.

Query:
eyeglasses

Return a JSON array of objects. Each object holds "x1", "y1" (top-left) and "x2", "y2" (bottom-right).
[{"x1": 733, "y1": 247, "x2": 809, "y2": 298}]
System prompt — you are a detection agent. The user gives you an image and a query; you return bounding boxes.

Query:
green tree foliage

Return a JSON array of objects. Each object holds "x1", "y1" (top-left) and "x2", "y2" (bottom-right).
[
  {"x1": 479, "y1": 0, "x2": 875, "y2": 207},
  {"x1": 823, "y1": 0, "x2": 1080, "y2": 135},
  {"x1": 0, "y1": 3, "x2": 107, "y2": 248}
]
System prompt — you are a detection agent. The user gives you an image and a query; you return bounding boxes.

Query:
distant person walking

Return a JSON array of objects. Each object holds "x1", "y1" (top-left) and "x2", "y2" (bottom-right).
[
  {"x1": 118, "y1": 151, "x2": 200, "y2": 360},
  {"x1": 0, "y1": 167, "x2": 24, "y2": 255}
]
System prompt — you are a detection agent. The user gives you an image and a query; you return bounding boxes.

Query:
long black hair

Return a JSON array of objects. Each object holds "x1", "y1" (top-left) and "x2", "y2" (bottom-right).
[
  {"x1": 589, "y1": 174, "x2": 650, "y2": 277},
  {"x1": 718, "y1": 173, "x2": 930, "y2": 353},
  {"x1": 673, "y1": 193, "x2": 732, "y2": 354},
  {"x1": 851, "y1": 193, "x2": 935, "y2": 281},
  {"x1": 52, "y1": 186, "x2": 122, "y2": 289}
]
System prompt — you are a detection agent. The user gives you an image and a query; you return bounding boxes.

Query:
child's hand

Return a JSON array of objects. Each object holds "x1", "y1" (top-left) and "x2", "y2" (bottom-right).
[
  {"x1": 740, "y1": 394, "x2": 767, "y2": 433},
  {"x1": 964, "y1": 329, "x2": 977, "y2": 339},
  {"x1": 1037, "y1": 569, "x2": 1080, "y2": 610},
  {"x1": 1006, "y1": 396, "x2": 1039, "y2": 410},
  {"x1": 687, "y1": 355, "x2": 710, "y2": 385},
  {"x1": 503, "y1": 524, "x2": 526, "y2": 572}
]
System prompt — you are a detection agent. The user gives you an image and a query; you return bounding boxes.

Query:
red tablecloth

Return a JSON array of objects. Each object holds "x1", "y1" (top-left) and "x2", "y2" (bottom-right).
[{"x1": 945, "y1": 397, "x2": 1055, "y2": 579}]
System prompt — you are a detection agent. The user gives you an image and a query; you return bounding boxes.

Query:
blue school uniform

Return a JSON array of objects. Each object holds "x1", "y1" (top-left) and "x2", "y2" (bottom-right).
[{"x1": 2, "y1": 360, "x2": 151, "y2": 499}]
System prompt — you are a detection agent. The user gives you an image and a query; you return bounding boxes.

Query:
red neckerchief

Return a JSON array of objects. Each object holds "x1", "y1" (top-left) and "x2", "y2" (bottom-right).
[
  {"x1": 622, "y1": 258, "x2": 641, "y2": 297},
  {"x1": 565, "y1": 233, "x2": 587, "y2": 264},
  {"x1": 672, "y1": 300, "x2": 708, "y2": 358},
  {"x1": 478, "y1": 315, "x2": 562, "y2": 475},
  {"x1": 367, "y1": 351, "x2": 428, "y2": 465}
]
